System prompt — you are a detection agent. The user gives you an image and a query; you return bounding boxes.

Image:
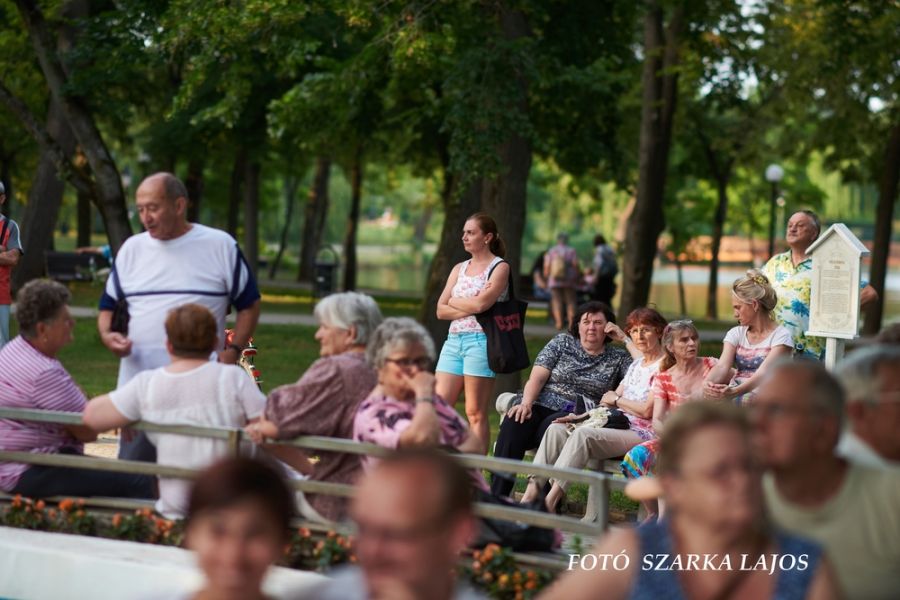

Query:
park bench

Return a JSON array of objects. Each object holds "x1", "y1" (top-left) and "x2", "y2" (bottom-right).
[
  {"x1": 0, "y1": 406, "x2": 622, "y2": 572},
  {"x1": 44, "y1": 250, "x2": 110, "y2": 282}
]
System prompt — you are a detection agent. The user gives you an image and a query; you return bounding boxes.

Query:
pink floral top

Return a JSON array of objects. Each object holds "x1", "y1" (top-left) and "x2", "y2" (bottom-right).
[{"x1": 448, "y1": 256, "x2": 508, "y2": 334}]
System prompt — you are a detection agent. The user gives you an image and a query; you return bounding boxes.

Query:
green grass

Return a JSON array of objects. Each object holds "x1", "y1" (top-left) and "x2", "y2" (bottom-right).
[{"x1": 51, "y1": 318, "x2": 322, "y2": 398}]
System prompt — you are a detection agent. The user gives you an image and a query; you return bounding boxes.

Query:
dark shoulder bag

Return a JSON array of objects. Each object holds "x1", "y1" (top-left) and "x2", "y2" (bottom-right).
[
  {"x1": 109, "y1": 265, "x2": 130, "y2": 335},
  {"x1": 475, "y1": 260, "x2": 530, "y2": 374}
]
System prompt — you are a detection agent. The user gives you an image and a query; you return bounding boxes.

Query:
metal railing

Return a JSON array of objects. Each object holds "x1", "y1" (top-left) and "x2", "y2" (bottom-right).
[{"x1": 0, "y1": 407, "x2": 622, "y2": 540}]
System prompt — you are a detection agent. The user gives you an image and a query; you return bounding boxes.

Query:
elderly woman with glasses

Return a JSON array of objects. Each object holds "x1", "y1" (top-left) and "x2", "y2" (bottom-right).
[
  {"x1": 245, "y1": 291, "x2": 383, "y2": 522},
  {"x1": 353, "y1": 318, "x2": 482, "y2": 468}
]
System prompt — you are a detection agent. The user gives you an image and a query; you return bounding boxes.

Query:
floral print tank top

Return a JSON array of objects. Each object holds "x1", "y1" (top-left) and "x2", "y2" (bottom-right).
[{"x1": 448, "y1": 256, "x2": 508, "y2": 334}]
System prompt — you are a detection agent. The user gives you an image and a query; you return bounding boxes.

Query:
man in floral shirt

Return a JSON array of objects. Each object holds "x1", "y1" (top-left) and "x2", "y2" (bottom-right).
[{"x1": 763, "y1": 210, "x2": 877, "y2": 359}]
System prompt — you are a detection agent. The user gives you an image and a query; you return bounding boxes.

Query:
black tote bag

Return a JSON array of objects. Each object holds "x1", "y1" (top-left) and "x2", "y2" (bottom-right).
[
  {"x1": 475, "y1": 261, "x2": 530, "y2": 374},
  {"x1": 109, "y1": 265, "x2": 130, "y2": 335}
]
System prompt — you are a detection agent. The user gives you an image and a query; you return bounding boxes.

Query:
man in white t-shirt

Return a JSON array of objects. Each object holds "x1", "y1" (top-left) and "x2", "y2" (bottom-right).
[
  {"x1": 752, "y1": 360, "x2": 900, "y2": 599},
  {"x1": 836, "y1": 345, "x2": 900, "y2": 469},
  {"x1": 97, "y1": 173, "x2": 260, "y2": 460},
  {"x1": 85, "y1": 304, "x2": 266, "y2": 517}
]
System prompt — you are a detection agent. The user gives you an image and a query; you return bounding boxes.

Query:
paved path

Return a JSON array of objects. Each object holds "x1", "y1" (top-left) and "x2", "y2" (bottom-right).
[{"x1": 69, "y1": 306, "x2": 731, "y2": 341}]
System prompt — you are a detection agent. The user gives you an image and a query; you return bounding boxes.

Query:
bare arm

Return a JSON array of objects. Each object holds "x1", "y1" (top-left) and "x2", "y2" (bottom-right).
[
  {"x1": 506, "y1": 366, "x2": 552, "y2": 424},
  {"x1": 83, "y1": 394, "x2": 134, "y2": 432},
  {"x1": 97, "y1": 309, "x2": 133, "y2": 358},
  {"x1": 650, "y1": 388, "x2": 669, "y2": 434},
  {"x1": 398, "y1": 372, "x2": 442, "y2": 448},
  {"x1": 436, "y1": 263, "x2": 470, "y2": 321},
  {"x1": 723, "y1": 344, "x2": 791, "y2": 399},
  {"x1": 220, "y1": 300, "x2": 261, "y2": 364},
  {"x1": 64, "y1": 424, "x2": 98, "y2": 443},
  {"x1": 447, "y1": 262, "x2": 511, "y2": 314},
  {"x1": 0, "y1": 248, "x2": 21, "y2": 266},
  {"x1": 707, "y1": 343, "x2": 736, "y2": 384},
  {"x1": 860, "y1": 284, "x2": 878, "y2": 308}
]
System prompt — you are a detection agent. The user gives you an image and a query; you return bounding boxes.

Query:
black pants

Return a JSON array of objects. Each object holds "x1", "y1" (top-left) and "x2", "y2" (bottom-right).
[
  {"x1": 118, "y1": 430, "x2": 157, "y2": 463},
  {"x1": 490, "y1": 404, "x2": 567, "y2": 497},
  {"x1": 12, "y1": 447, "x2": 156, "y2": 499}
]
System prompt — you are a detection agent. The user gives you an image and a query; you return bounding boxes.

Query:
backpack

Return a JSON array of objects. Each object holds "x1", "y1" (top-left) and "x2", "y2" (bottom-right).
[
  {"x1": 597, "y1": 245, "x2": 618, "y2": 278},
  {"x1": 549, "y1": 252, "x2": 568, "y2": 280}
]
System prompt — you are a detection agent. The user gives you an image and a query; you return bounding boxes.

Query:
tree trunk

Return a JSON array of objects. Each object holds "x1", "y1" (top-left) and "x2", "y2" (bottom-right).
[
  {"x1": 243, "y1": 160, "x2": 260, "y2": 280},
  {"x1": 15, "y1": 0, "x2": 132, "y2": 252},
  {"x1": 342, "y1": 151, "x2": 363, "y2": 291},
  {"x1": 863, "y1": 123, "x2": 900, "y2": 335},
  {"x1": 675, "y1": 253, "x2": 687, "y2": 316},
  {"x1": 185, "y1": 157, "x2": 204, "y2": 223},
  {"x1": 269, "y1": 175, "x2": 299, "y2": 280},
  {"x1": 618, "y1": 2, "x2": 684, "y2": 318},
  {"x1": 298, "y1": 156, "x2": 331, "y2": 282},
  {"x1": 76, "y1": 191, "x2": 91, "y2": 247},
  {"x1": 227, "y1": 149, "x2": 246, "y2": 238},
  {"x1": 420, "y1": 169, "x2": 483, "y2": 342},
  {"x1": 706, "y1": 175, "x2": 730, "y2": 319},
  {"x1": 12, "y1": 98, "x2": 74, "y2": 290},
  {"x1": 0, "y1": 158, "x2": 11, "y2": 216}
]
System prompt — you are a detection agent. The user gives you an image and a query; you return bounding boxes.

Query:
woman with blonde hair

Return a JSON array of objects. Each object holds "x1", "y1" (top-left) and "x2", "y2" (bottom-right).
[{"x1": 705, "y1": 269, "x2": 793, "y2": 404}]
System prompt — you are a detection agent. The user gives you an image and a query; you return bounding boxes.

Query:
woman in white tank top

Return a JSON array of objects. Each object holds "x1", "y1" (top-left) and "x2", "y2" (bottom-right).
[{"x1": 434, "y1": 213, "x2": 510, "y2": 454}]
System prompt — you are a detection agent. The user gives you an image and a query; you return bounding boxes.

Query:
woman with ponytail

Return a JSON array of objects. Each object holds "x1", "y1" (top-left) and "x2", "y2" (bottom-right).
[
  {"x1": 434, "y1": 213, "x2": 510, "y2": 454},
  {"x1": 704, "y1": 269, "x2": 793, "y2": 404}
]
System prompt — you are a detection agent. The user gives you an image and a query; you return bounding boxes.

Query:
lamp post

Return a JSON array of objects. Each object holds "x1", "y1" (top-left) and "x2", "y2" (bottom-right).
[{"x1": 765, "y1": 163, "x2": 784, "y2": 259}]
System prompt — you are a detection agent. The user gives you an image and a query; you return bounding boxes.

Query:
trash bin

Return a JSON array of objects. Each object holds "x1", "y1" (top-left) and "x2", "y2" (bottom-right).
[{"x1": 314, "y1": 246, "x2": 340, "y2": 298}]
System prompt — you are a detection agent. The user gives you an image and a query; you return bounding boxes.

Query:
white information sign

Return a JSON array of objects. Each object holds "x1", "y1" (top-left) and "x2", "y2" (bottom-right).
[{"x1": 804, "y1": 223, "x2": 870, "y2": 370}]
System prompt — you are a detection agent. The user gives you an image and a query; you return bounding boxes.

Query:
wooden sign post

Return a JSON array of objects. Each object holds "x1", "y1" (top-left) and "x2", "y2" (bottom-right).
[{"x1": 805, "y1": 224, "x2": 870, "y2": 370}]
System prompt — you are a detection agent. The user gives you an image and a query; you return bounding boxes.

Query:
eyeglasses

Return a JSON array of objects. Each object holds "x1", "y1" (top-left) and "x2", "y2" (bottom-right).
[
  {"x1": 628, "y1": 327, "x2": 658, "y2": 336},
  {"x1": 385, "y1": 357, "x2": 432, "y2": 369}
]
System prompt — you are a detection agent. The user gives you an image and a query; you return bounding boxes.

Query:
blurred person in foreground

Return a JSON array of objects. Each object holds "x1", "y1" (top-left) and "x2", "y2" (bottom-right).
[
  {"x1": 245, "y1": 291, "x2": 383, "y2": 521},
  {"x1": 182, "y1": 457, "x2": 295, "y2": 600},
  {"x1": 835, "y1": 345, "x2": 900, "y2": 469},
  {"x1": 308, "y1": 449, "x2": 485, "y2": 600},
  {"x1": 541, "y1": 402, "x2": 837, "y2": 600},
  {"x1": 753, "y1": 359, "x2": 900, "y2": 599}
]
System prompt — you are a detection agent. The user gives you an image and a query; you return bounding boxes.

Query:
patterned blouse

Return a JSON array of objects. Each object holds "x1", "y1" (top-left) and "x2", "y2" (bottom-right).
[
  {"x1": 353, "y1": 390, "x2": 469, "y2": 469},
  {"x1": 723, "y1": 325, "x2": 794, "y2": 382},
  {"x1": 620, "y1": 356, "x2": 663, "y2": 441},
  {"x1": 448, "y1": 257, "x2": 508, "y2": 334},
  {"x1": 763, "y1": 251, "x2": 819, "y2": 358},
  {"x1": 529, "y1": 334, "x2": 632, "y2": 412}
]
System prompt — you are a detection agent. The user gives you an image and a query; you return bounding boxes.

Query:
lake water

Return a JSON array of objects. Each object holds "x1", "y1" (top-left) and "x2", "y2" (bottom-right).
[{"x1": 351, "y1": 249, "x2": 900, "y2": 322}]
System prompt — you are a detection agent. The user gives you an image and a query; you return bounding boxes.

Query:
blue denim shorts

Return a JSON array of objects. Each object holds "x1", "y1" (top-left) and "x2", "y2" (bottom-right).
[{"x1": 436, "y1": 332, "x2": 495, "y2": 378}]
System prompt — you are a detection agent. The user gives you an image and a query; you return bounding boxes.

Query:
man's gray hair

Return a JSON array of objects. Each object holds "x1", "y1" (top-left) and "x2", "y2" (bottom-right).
[
  {"x1": 366, "y1": 317, "x2": 436, "y2": 369},
  {"x1": 0, "y1": 181, "x2": 5, "y2": 195},
  {"x1": 769, "y1": 357, "x2": 845, "y2": 425},
  {"x1": 837, "y1": 345, "x2": 900, "y2": 405},
  {"x1": 313, "y1": 292, "x2": 383, "y2": 346}
]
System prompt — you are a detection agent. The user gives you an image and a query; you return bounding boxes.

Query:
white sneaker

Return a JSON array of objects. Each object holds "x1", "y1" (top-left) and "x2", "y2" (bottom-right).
[{"x1": 495, "y1": 392, "x2": 518, "y2": 415}]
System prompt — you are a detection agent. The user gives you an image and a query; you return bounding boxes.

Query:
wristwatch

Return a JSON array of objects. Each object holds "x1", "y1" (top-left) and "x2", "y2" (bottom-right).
[
  {"x1": 416, "y1": 396, "x2": 435, "y2": 405},
  {"x1": 226, "y1": 343, "x2": 244, "y2": 354}
]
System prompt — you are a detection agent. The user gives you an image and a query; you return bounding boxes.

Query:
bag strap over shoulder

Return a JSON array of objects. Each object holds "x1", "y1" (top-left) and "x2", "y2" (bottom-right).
[
  {"x1": 485, "y1": 259, "x2": 516, "y2": 301},
  {"x1": 111, "y1": 263, "x2": 125, "y2": 301},
  {"x1": 0, "y1": 217, "x2": 9, "y2": 247}
]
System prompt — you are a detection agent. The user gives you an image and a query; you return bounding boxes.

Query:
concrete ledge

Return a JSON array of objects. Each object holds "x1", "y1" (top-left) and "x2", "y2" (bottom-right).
[{"x1": 0, "y1": 526, "x2": 327, "y2": 599}]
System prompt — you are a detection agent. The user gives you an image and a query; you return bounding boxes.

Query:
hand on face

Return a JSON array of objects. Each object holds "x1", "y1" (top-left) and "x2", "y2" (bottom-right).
[{"x1": 400, "y1": 369, "x2": 435, "y2": 400}]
